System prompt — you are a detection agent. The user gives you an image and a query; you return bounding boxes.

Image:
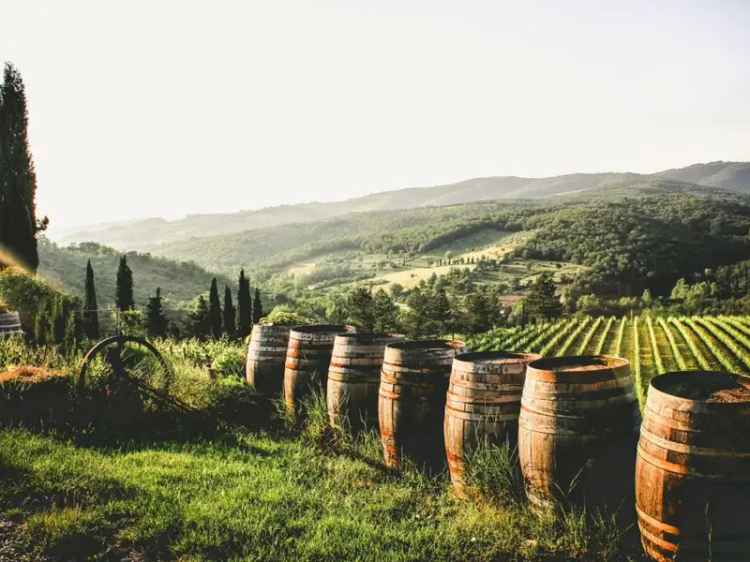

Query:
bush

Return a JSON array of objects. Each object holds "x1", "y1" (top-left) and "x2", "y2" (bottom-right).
[
  {"x1": 205, "y1": 377, "x2": 274, "y2": 429},
  {"x1": 211, "y1": 347, "x2": 245, "y2": 378},
  {"x1": 0, "y1": 366, "x2": 73, "y2": 427}
]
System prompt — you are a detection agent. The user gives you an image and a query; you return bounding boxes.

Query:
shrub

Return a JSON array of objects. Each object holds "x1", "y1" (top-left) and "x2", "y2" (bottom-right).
[
  {"x1": 211, "y1": 347, "x2": 245, "y2": 378},
  {"x1": 0, "y1": 366, "x2": 73, "y2": 427}
]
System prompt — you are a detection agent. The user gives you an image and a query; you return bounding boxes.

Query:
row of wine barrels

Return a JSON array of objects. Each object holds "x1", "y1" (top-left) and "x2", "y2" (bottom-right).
[
  {"x1": 284, "y1": 324, "x2": 352, "y2": 416},
  {"x1": 0, "y1": 311, "x2": 22, "y2": 338},
  {"x1": 518, "y1": 355, "x2": 641, "y2": 512},
  {"x1": 636, "y1": 371, "x2": 750, "y2": 562},
  {"x1": 327, "y1": 333, "x2": 403, "y2": 431},
  {"x1": 444, "y1": 351, "x2": 540, "y2": 496},
  {"x1": 245, "y1": 324, "x2": 290, "y2": 394},
  {"x1": 378, "y1": 339, "x2": 465, "y2": 471}
]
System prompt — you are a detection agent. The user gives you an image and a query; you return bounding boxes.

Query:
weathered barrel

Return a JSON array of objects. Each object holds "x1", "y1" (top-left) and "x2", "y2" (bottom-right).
[
  {"x1": 327, "y1": 333, "x2": 403, "y2": 432},
  {"x1": 246, "y1": 324, "x2": 290, "y2": 395},
  {"x1": 0, "y1": 311, "x2": 22, "y2": 338},
  {"x1": 284, "y1": 324, "x2": 349, "y2": 416},
  {"x1": 379, "y1": 339, "x2": 465, "y2": 471},
  {"x1": 444, "y1": 351, "x2": 541, "y2": 496},
  {"x1": 518, "y1": 355, "x2": 640, "y2": 511},
  {"x1": 636, "y1": 371, "x2": 750, "y2": 562}
]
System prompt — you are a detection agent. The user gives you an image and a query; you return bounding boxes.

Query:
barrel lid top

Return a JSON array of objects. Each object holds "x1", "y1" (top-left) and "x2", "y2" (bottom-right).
[
  {"x1": 528, "y1": 355, "x2": 627, "y2": 373},
  {"x1": 455, "y1": 351, "x2": 541, "y2": 364},
  {"x1": 386, "y1": 339, "x2": 464, "y2": 351},
  {"x1": 290, "y1": 324, "x2": 351, "y2": 335},
  {"x1": 651, "y1": 371, "x2": 750, "y2": 404}
]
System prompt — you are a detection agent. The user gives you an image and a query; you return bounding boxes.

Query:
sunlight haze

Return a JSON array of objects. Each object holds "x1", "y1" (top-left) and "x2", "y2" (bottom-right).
[{"x1": 3, "y1": 0, "x2": 749, "y2": 233}]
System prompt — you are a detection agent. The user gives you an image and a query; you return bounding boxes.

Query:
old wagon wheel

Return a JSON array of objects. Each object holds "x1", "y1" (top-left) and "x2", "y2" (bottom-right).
[{"x1": 79, "y1": 335, "x2": 193, "y2": 413}]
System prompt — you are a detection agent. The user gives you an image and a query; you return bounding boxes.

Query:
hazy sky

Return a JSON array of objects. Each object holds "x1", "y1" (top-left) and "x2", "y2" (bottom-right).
[{"x1": 3, "y1": 1, "x2": 749, "y2": 232}]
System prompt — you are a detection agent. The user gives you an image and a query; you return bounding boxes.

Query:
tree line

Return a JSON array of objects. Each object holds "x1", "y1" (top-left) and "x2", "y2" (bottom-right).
[{"x1": 82, "y1": 257, "x2": 264, "y2": 340}]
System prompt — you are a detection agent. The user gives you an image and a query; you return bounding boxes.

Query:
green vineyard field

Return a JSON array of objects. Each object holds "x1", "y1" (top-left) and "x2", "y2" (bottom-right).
[{"x1": 467, "y1": 315, "x2": 750, "y2": 407}]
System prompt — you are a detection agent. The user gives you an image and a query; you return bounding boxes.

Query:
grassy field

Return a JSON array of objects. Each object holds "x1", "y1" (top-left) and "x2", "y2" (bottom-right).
[
  {"x1": 468, "y1": 314, "x2": 750, "y2": 407},
  {"x1": 0, "y1": 337, "x2": 643, "y2": 562}
]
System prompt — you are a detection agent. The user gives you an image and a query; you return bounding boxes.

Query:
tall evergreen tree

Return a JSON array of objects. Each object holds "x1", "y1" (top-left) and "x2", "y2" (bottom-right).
[
  {"x1": 372, "y1": 288, "x2": 399, "y2": 333},
  {"x1": 524, "y1": 272, "x2": 562, "y2": 321},
  {"x1": 188, "y1": 295, "x2": 210, "y2": 339},
  {"x1": 346, "y1": 287, "x2": 376, "y2": 331},
  {"x1": 237, "y1": 269, "x2": 252, "y2": 336},
  {"x1": 0, "y1": 63, "x2": 46, "y2": 271},
  {"x1": 223, "y1": 285, "x2": 236, "y2": 337},
  {"x1": 252, "y1": 287, "x2": 263, "y2": 324},
  {"x1": 115, "y1": 255, "x2": 134, "y2": 311},
  {"x1": 208, "y1": 278, "x2": 223, "y2": 338},
  {"x1": 145, "y1": 287, "x2": 168, "y2": 338},
  {"x1": 82, "y1": 259, "x2": 100, "y2": 339}
]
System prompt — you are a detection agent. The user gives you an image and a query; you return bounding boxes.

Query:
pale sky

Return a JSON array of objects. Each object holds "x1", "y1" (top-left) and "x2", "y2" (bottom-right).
[{"x1": 3, "y1": 1, "x2": 749, "y2": 233}]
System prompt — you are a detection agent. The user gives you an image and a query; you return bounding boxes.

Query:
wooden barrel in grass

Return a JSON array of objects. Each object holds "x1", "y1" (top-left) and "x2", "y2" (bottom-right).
[
  {"x1": 444, "y1": 351, "x2": 541, "y2": 496},
  {"x1": 327, "y1": 332, "x2": 404, "y2": 432},
  {"x1": 246, "y1": 324, "x2": 290, "y2": 395},
  {"x1": 379, "y1": 339, "x2": 465, "y2": 471},
  {"x1": 0, "y1": 311, "x2": 22, "y2": 338},
  {"x1": 636, "y1": 371, "x2": 750, "y2": 562},
  {"x1": 518, "y1": 355, "x2": 640, "y2": 512},
  {"x1": 284, "y1": 324, "x2": 351, "y2": 417}
]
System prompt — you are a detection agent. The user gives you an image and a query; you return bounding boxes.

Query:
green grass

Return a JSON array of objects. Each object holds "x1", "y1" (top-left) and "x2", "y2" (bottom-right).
[
  {"x1": 0, "y1": 427, "x2": 643, "y2": 562},
  {"x1": 0, "y1": 335, "x2": 646, "y2": 562}
]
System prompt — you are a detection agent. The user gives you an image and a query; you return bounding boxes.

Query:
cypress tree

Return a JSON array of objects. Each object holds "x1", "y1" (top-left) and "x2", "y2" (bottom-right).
[
  {"x1": 208, "y1": 278, "x2": 223, "y2": 338},
  {"x1": 145, "y1": 287, "x2": 168, "y2": 338},
  {"x1": 188, "y1": 295, "x2": 210, "y2": 339},
  {"x1": 83, "y1": 259, "x2": 100, "y2": 339},
  {"x1": 252, "y1": 287, "x2": 263, "y2": 324},
  {"x1": 223, "y1": 285, "x2": 236, "y2": 337},
  {"x1": 115, "y1": 256, "x2": 134, "y2": 311},
  {"x1": 237, "y1": 269, "x2": 251, "y2": 336},
  {"x1": 0, "y1": 63, "x2": 46, "y2": 271}
]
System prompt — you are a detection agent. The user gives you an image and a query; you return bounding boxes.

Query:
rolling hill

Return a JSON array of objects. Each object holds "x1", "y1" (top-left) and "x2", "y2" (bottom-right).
[
  {"x1": 38, "y1": 239, "x2": 234, "y2": 309},
  {"x1": 57, "y1": 161, "x2": 750, "y2": 251}
]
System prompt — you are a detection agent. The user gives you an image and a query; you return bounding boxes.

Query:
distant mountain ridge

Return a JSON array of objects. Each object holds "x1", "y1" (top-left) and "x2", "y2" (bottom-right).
[{"x1": 58, "y1": 161, "x2": 750, "y2": 251}]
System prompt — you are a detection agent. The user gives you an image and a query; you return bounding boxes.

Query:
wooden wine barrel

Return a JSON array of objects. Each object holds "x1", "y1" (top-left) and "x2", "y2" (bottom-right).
[
  {"x1": 284, "y1": 324, "x2": 350, "y2": 416},
  {"x1": 378, "y1": 339, "x2": 465, "y2": 471},
  {"x1": 518, "y1": 355, "x2": 640, "y2": 512},
  {"x1": 246, "y1": 324, "x2": 290, "y2": 395},
  {"x1": 636, "y1": 371, "x2": 750, "y2": 562},
  {"x1": 0, "y1": 311, "x2": 22, "y2": 338},
  {"x1": 327, "y1": 332, "x2": 403, "y2": 432},
  {"x1": 444, "y1": 351, "x2": 541, "y2": 496}
]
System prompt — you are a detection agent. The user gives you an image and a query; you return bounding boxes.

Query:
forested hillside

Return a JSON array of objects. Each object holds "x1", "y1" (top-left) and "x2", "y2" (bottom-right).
[
  {"x1": 148, "y1": 192, "x2": 750, "y2": 300},
  {"x1": 38, "y1": 239, "x2": 234, "y2": 308},
  {"x1": 57, "y1": 162, "x2": 750, "y2": 251}
]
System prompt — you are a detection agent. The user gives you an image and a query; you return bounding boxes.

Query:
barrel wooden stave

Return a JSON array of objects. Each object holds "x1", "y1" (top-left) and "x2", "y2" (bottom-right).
[
  {"x1": 444, "y1": 351, "x2": 540, "y2": 495},
  {"x1": 636, "y1": 371, "x2": 750, "y2": 562},
  {"x1": 246, "y1": 324, "x2": 290, "y2": 395},
  {"x1": 518, "y1": 355, "x2": 640, "y2": 512},
  {"x1": 284, "y1": 325, "x2": 349, "y2": 416},
  {"x1": 378, "y1": 339, "x2": 464, "y2": 471},
  {"x1": 327, "y1": 333, "x2": 403, "y2": 432}
]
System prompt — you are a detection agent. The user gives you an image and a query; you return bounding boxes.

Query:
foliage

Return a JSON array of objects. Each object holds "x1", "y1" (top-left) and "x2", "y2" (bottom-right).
[
  {"x1": 237, "y1": 269, "x2": 252, "y2": 338},
  {"x1": 115, "y1": 256, "x2": 134, "y2": 311},
  {"x1": 524, "y1": 272, "x2": 562, "y2": 321},
  {"x1": 0, "y1": 62, "x2": 44, "y2": 272},
  {"x1": 82, "y1": 259, "x2": 99, "y2": 339},
  {"x1": 0, "y1": 266, "x2": 81, "y2": 346},
  {"x1": 0, "y1": 366, "x2": 72, "y2": 427},
  {"x1": 210, "y1": 347, "x2": 245, "y2": 378},
  {"x1": 145, "y1": 287, "x2": 168, "y2": 338},
  {"x1": 223, "y1": 285, "x2": 236, "y2": 337},
  {"x1": 208, "y1": 278, "x2": 222, "y2": 338}
]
